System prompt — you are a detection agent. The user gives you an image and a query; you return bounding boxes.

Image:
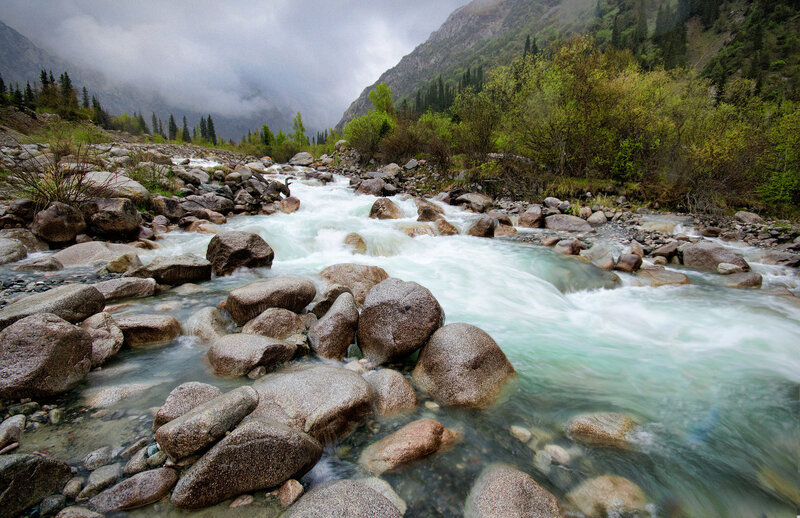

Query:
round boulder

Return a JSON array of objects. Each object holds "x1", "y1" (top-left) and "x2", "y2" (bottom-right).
[
  {"x1": 80, "y1": 312, "x2": 124, "y2": 367},
  {"x1": 464, "y1": 464, "x2": 563, "y2": 518},
  {"x1": 206, "y1": 231, "x2": 274, "y2": 276},
  {"x1": 320, "y1": 264, "x2": 389, "y2": 306},
  {"x1": 223, "y1": 276, "x2": 317, "y2": 325},
  {"x1": 682, "y1": 241, "x2": 749, "y2": 271},
  {"x1": 357, "y1": 278, "x2": 444, "y2": 365},
  {"x1": 565, "y1": 412, "x2": 637, "y2": 450},
  {"x1": 467, "y1": 216, "x2": 496, "y2": 238},
  {"x1": 153, "y1": 382, "x2": 223, "y2": 430},
  {"x1": 242, "y1": 308, "x2": 305, "y2": 339},
  {"x1": 0, "y1": 454, "x2": 72, "y2": 517},
  {"x1": 544, "y1": 214, "x2": 592, "y2": 232},
  {"x1": 566, "y1": 475, "x2": 648, "y2": 518},
  {"x1": 359, "y1": 418, "x2": 459, "y2": 475},
  {"x1": 309, "y1": 292, "x2": 358, "y2": 361},
  {"x1": 208, "y1": 334, "x2": 296, "y2": 377},
  {"x1": 364, "y1": 368, "x2": 418, "y2": 416},
  {"x1": 412, "y1": 323, "x2": 515, "y2": 409},
  {"x1": 0, "y1": 284, "x2": 105, "y2": 330},
  {"x1": 0, "y1": 238, "x2": 27, "y2": 265},
  {"x1": 89, "y1": 467, "x2": 178, "y2": 512},
  {"x1": 284, "y1": 480, "x2": 402, "y2": 518},
  {"x1": 116, "y1": 315, "x2": 181, "y2": 347},
  {"x1": 0, "y1": 313, "x2": 92, "y2": 398},
  {"x1": 81, "y1": 198, "x2": 142, "y2": 238},
  {"x1": 369, "y1": 198, "x2": 403, "y2": 220},
  {"x1": 31, "y1": 202, "x2": 86, "y2": 244}
]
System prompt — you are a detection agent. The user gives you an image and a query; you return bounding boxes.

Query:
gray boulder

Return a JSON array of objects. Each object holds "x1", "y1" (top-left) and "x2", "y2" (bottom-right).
[
  {"x1": 0, "y1": 238, "x2": 27, "y2": 265},
  {"x1": 116, "y1": 315, "x2": 181, "y2": 347},
  {"x1": 129, "y1": 254, "x2": 212, "y2": 285},
  {"x1": 51, "y1": 241, "x2": 139, "y2": 267},
  {"x1": 357, "y1": 278, "x2": 444, "y2": 365},
  {"x1": 359, "y1": 418, "x2": 458, "y2": 475},
  {"x1": 565, "y1": 412, "x2": 637, "y2": 450},
  {"x1": 170, "y1": 419, "x2": 321, "y2": 509},
  {"x1": 84, "y1": 171, "x2": 150, "y2": 203},
  {"x1": 0, "y1": 454, "x2": 71, "y2": 517},
  {"x1": 464, "y1": 464, "x2": 563, "y2": 518},
  {"x1": 544, "y1": 214, "x2": 592, "y2": 232},
  {"x1": 682, "y1": 241, "x2": 749, "y2": 271},
  {"x1": 0, "y1": 314, "x2": 92, "y2": 398},
  {"x1": 92, "y1": 278, "x2": 156, "y2": 301},
  {"x1": 412, "y1": 323, "x2": 515, "y2": 409},
  {"x1": 369, "y1": 198, "x2": 403, "y2": 219},
  {"x1": 31, "y1": 202, "x2": 86, "y2": 244},
  {"x1": 356, "y1": 178, "x2": 386, "y2": 196},
  {"x1": 289, "y1": 152, "x2": 314, "y2": 166},
  {"x1": 364, "y1": 368, "x2": 418, "y2": 416},
  {"x1": 81, "y1": 198, "x2": 142, "y2": 238},
  {"x1": 80, "y1": 312, "x2": 124, "y2": 367},
  {"x1": 467, "y1": 216, "x2": 496, "y2": 238},
  {"x1": 206, "y1": 231, "x2": 274, "y2": 276},
  {"x1": 89, "y1": 467, "x2": 178, "y2": 512},
  {"x1": 241, "y1": 307, "x2": 305, "y2": 339},
  {"x1": 518, "y1": 205, "x2": 543, "y2": 228},
  {"x1": 222, "y1": 276, "x2": 316, "y2": 325},
  {"x1": 186, "y1": 307, "x2": 231, "y2": 343},
  {"x1": 309, "y1": 292, "x2": 358, "y2": 360},
  {"x1": 251, "y1": 364, "x2": 371, "y2": 444},
  {"x1": 455, "y1": 193, "x2": 493, "y2": 213},
  {"x1": 284, "y1": 480, "x2": 402, "y2": 518},
  {"x1": 154, "y1": 386, "x2": 259, "y2": 461},
  {"x1": 153, "y1": 382, "x2": 222, "y2": 430},
  {"x1": 320, "y1": 263, "x2": 389, "y2": 306},
  {"x1": 0, "y1": 414, "x2": 26, "y2": 450},
  {"x1": 207, "y1": 334, "x2": 296, "y2": 377}
]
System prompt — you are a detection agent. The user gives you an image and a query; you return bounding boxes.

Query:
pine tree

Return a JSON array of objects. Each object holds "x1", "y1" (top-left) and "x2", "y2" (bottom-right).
[
  {"x1": 48, "y1": 71, "x2": 55, "y2": 85},
  {"x1": 524, "y1": 35, "x2": 531, "y2": 58},
  {"x1": 168, "y1": 114, "x2": 178, "y2": 141},
  {"x1": 635, "y1": 0, "x2": 648, "y2": 44},
  {"x1": 137, "y1": 113, "x2": 149, "y2": 134},
  {"x1": 291, "y1": 112, "x2": 308, "y2": 146},
  {"x1": 82, "y1": 87, "x2": 89, "y2": 109},
  {"x1": 200, "y1": 116, "x2": 208, "y2": 140},
  {"x1": 0, "y1": 75, "x2": 6, "y2": 105},
  {"x1": 261, "y1": 124, "x2": 274, "y2": 148},
  {"x1": 595, "y1": 0, "x2": 603, "y2": 18},
  {"x1": 40, "y1": 70, "x2": 49, "y2": 87},
  {"x1": 158, "y1": 118, "x2": 165, "y2": 138},
  {"x1": 531, "y1": 37, "x2": 538, "y2": 56},
  {"x1": 611, "y1": 15, "x2": 622, "y2": 48},
  {"x1": 151, "y1": 113, "x2": 158, "y2": 137},
  {"x1": 12, "y1": 84, "x2": 23, "y2": 107},
  {"x1": 182, "y1": 116, "x2": 190, "y2": 142},
  {"x1": 23, "y1": 82, "x2": 35, "y2": 109},
  {"x1": 207, "y1": 115, "x2": 217, "y2": 145}
]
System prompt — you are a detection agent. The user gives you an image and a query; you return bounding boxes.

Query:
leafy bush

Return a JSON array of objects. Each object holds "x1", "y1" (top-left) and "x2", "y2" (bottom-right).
[{"x1": 343, "y1": 110, "x2": 393, "y2": 162}]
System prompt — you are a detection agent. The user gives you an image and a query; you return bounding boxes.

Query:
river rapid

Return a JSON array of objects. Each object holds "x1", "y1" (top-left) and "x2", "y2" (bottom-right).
[{"x1": 16, "y1": 169, "x2": 800, "y2": 517}]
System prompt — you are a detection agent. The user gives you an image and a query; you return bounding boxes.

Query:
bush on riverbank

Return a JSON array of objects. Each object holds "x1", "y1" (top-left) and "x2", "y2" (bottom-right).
[{"x1": 344, "y1": 36, "x2": 800, "y2": 218}]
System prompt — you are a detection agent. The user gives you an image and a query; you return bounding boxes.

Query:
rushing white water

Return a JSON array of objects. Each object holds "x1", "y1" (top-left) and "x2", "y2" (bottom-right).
[{"x1": 18, "y1": 173, "x2": 800, "y2": 517}]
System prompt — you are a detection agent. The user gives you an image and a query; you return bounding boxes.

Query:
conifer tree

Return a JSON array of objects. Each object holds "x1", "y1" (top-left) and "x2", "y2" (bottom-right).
[
  {"x1": 137, "y1": 113, "x2": 149, "y2": 134},
  {"x1": 261, "y1": 124, "x2": 274, "y2": 149},
  {"x1": 0, "y1": 75, "x2": 6, "y2": 105},
  {"x1": 151, "y1": 113, "x2": 158, "y2": 137},
  {"x1": 23, "y1": 82, "x2": 35, "y2": 109},
  {"x1": 291, "y1": 112, "x2": 309, "y2": 146},
  {"x1": 12, "y1": 84, "x2": 23, "y2": 107},
  {"x1": 82, "y1": 87, "x2": 89, "y2": 109},
  {"x1": 207, "y1": 115, "x2": 217, "y2": 145},
  {"x1": 168, "y1": 114, "x2": 178, "y2": 141},
  {"x1": 40, "y1": 70, "x2": 49, "y2": 87},
  {"x1": 611, "y1": 15, "x2": 622, "y2": 48},
  {"x1": 524, "y1": 35, "x2": 531, "y2": 58},
  {"x1": 635, "y1": 0, "x2": 648, "y2": 44},
  {"x1": 182, "y1": 116, "x2": 190, "y2": 142},
  {"x1": 200, "y1": 116, "x2": 208, "y2": 140}
]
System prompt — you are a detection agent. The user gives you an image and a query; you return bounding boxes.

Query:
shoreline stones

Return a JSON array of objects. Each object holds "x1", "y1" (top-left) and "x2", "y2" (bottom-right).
[
  {"x1": 0, "y1": 454, "x2": 72, "y2": 517},
  {"x1": 222, "y1": 276, "x2": 316, "y2": 325},
  {"x1": 153, "y1": 382, "x2": 222, "y2": 430},
  {"x1": 129, "y1": 254, "x2": 212, "y2": 285},
  {"x1": 89, "y1": 467, "x2": 178, "y2": 512},
  {"x1": 320, "y1": 264, "x2": 389, "y2": 306},
  {"x1": 0, "y1": 284, "x2": 105, "y2": 330}
]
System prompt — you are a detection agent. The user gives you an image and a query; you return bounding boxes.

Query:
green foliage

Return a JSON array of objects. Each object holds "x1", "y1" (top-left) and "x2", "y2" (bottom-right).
[
  {"x1": 291, "y1": 112, "x2": 309, "y2": 146},
  {"x1": 369, "y1": 83, "x2": 395, "y2": 114},
  {"x1": 344, "y1": 108, "x2": 394, "y2": 161}
]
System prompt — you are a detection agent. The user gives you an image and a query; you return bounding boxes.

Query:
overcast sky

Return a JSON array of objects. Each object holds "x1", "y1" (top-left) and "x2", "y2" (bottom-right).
[{"x1": 2, "y1": 0, "x2": 470, "y2": 128}]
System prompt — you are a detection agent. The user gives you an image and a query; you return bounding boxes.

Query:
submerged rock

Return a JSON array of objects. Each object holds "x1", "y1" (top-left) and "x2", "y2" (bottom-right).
[
  {"x1": 153, "y1": 382, "x2": 222, "y2": 431},
  {"x1": 170, "y1": 419, "x2": 321, "y2": 509},
  {"x1": 725, "y1": 271, "x2": 763, "y2": 289},
  {"x1": 464, "y1": 464, "x2": 563, "y2": 518},
  {"x1": 89, "y1": 467, "x2": 178, "y2": 512},
  {"x1": 284, "y1": 480, "x2": 402, "y2": 518},
  {"x1": 155, "y1": 386, "x2": 259, "y2": 461},
  {"x1": 0, "y1": 415, "x2": 26, "y2": 451},
  {"x1": 413, "y1": 323, "x2": 515, "y2": 409},
  {"x1": 186, "y1": 307, "x2": 231, "y2": 343},
  {"x1": 309, "y1": 292, "x2": 358, "y2": 360},
  {"x1": 0, "y1": 454, "x2": 71, "y2": 517},
  {"x1": 223, "y1": 276, "x2": 316, "y2": 325},
  {"x1": 208, "y1": 334, "x2": 296, "y2": 377},
  {"x1": 357, "y1": 278, "x2": 444, "y2": 365},
  {"x1": 78, "y1": 463, "x2": 122, "y2": 500},
  {"x1": 369, "y1": 198, "x2": 404, "y2": 220},
  {"x1": 320, "y1": 263, "x2": 389, "y2": 306},
  {"x1": 566, "y1": 475, "x2": 648, "y2": 518},
  {"x1": 0, "y1": 313, "x2": 92, "y2": 398},
  {"x1": 565, "y1": 412, "x2": 637, "y2": 450},
  {"x1": 205, "y1": 231, "x2": 274, "y2": 276},
  {"x1": 636, "y1": 269, "x2": 690, "y2": 287},
  {"x1": 359, "y1": 418, "x2": 459, "y2": 475},
  {"x1": 0, "y1": 284, "x2": 105, "y2": 330},
  {"x1": 251, "y1": 364, "x2": 371, "y2": 444}
]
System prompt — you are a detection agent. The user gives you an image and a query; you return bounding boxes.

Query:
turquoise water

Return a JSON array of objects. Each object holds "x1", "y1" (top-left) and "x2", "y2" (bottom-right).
[{"x1": 17, "y1": 173, "x2": 800, "y2": 517}]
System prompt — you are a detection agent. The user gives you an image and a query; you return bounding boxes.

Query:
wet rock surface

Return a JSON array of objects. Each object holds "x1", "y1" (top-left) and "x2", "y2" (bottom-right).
[{"x1": 464, "y1": 464, "x2": 563, "y2": 518}]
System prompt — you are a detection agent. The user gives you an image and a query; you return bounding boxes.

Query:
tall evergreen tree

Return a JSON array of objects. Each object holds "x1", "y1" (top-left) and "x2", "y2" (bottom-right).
[
  {"x1": 158, "y1": 118, "x2": 165, "y2": 138},
  {"x1": 82, "y1": 87, "x2": 89, "y2": 109},
  {"x1": 0, "y1": 75, "x2": 6, "y2": 105},
  {"x1": 635, "y1": 0, "x2": 648, "y2": 44},
  {"x1": 611, "y1": 15, "x2": 622, "y2": 48},
  {"x1": 23, "y1": 82, "x2": 35, "y2": 109},
  {"x1": 12, "y1": 84, "x2": 23, "y2": 107},
  {"x1": 151, "y1": 113, "x2": 158, "y2": 137},
  {"x1": 182, "y1": 116, "x2": 190, "y2": 142},
  {"x1": 524, "y1": 35, "x2": 531, "y2": 58},
  {"x1": 595, "y1": 0, "x2": 603, "y2": 18},
  {"x1": 291, "y1": 112, "x2": 308, "y2": 146},
  {"x1": 138, "y1": 112, "x2": 149, "y2": 134},
  {"x1": 206, "y1": 115, "x2": 217, "y2": 145},
  {"x1": 200, "y1": 116, "x2": 208, "y2": 140},
  {"x1": 168, "y1": 114, "x2": 178, "y2": 141},
  {"x1": 40, "y1": 70, "x2": 49, "y2": 87},
  {"x1": 261, "y1": 124, "x2": 274, "y2": 149}
]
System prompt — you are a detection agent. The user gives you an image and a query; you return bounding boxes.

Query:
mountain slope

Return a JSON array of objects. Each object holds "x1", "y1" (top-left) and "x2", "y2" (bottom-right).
[
  {"x1": 337, "y1": 0, "x2": 596, "y2": 128},
  {"x1": 0, "y1": 19, "x2": 293, "y2": 140}
]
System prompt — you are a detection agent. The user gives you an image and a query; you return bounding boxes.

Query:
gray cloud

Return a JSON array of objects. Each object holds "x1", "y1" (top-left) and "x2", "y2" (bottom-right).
[{"x1": 2, "y1": 0, "x2": 469, "y2": 129}]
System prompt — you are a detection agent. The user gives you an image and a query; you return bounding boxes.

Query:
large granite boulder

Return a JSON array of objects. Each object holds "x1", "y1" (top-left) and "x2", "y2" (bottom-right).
[
  {"x1": 518, "y1": 205, "x2": 543, "y2": 228},
  {"x1": 116, "y1": 315, "x2": 181, "y2": 347},
  {"x1": 357, "y1": 278, "x2": 444, "y2": 365},
  {"x1": 284, "y1": 480, "x2": 402, "y2": 518},
  {"x1": 0, "y1": 238, "x2": 27, "y2": 265},
  {"x1": 207, "y1": 334, "x2": 296, "y2": 377},
  {"x1": 153, "y1": 382, "x2": 222, "y2": 431},
  {"x1": 251, "y1": 364, "x2": 371, "y2": 444},
  {"x1": 241, "y1": 308, "x2": 305, "y2": 339},
  {"x1": 154, "y1": 386, "x2": 259, "y2": 461},
  {"x1": 30, "y1": 202, "x2": 86, "y2": 244},
  {"x1": 80, "y1": 312, "x2": 124, "y2": 367},
  {"x1": 222, "y1": 276, "x2": 316, "y2": 325},
  {"x1": 129, "y1": 254, "x2": 212, "y2": 285},
  {"x1": 170, "y1": 419, "x2": 321, "y2": 509},
  {"x1": 0, "y1": 314, "x2": 92, "y2": 398},
  {"x1": 320, "y1": 263, "x2": 389, "y2": 306},
  {"x1": 412, "y1": 323, "x2": 515, "y2": 409},
  {"x1": 464, "y1": 464, "x2": 563, "y2": 518},
  {"x1": 369, "y1": 198, "x2": 404, "y2": 220},
  {"x1": 0, "y1": 454, "x2": 72, "y2": 517},
  {"x1": 467, "y1": 215, "x2": 496, "y2": 238},
  {"x1": 186, "y1": 307, "x2": 231, "y2": 343},
  {"x1": 359, "y1": 418, "x2": 459, "y2": 475},
  {"x1": 81, "y1": 198, "x2": 142, "y2": 238},
  {"x1": 84, "y1": 171, "x2": 150, "y2": 203},
  {"x1": 364, "y1": 368, "x2": 418, "y2": 416},
  {"x1": 544, "y1": 214, "x2": 592, "y2": 232},
  {"x1": 455, "y1": 193, "x2": 493, "y2": 213},
  {"x1": 205, "y1": 231, "x2": 274, "y2": 276},
  {"x1": 289, "y1": 152, "x2": 314, "y2": 166},
  {"x1": 92, "y1": 278, "x2": 157, "y2": 302},
  {"x1": 308, "y1": 292, "x2": 358, "y2": 360},
  {"x1": 51, "y1": 241, "x2": 139, "y2": 267}
]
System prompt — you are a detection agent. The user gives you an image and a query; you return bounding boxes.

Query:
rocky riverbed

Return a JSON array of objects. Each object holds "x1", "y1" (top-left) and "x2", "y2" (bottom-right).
[{"x1": 0, "y1": 141, "x2": 799, "y2": 518}]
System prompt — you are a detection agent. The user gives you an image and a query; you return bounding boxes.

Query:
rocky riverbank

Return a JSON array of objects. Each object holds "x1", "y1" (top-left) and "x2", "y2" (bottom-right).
[{"x1": 0, "y1": 138, "x2": 799, "y2": 517}]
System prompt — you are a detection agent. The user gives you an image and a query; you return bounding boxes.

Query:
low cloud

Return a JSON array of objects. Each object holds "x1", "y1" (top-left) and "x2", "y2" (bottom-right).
[{"x1": 2, "y1": 0, "x2": 469, "y2": 128}]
